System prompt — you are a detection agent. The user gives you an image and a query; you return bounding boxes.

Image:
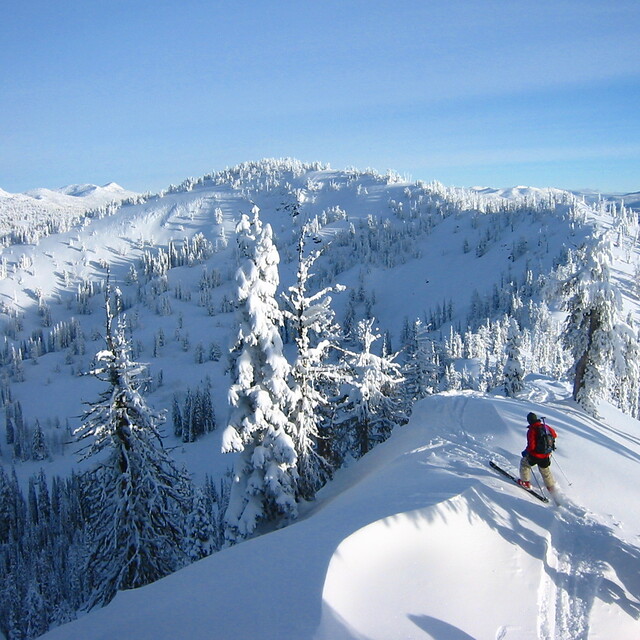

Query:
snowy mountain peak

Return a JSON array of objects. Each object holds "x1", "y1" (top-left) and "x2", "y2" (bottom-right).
[
  {"x1": 57, "y1": 183, "x2": 102, "y2": 197},
  {"x1": 25, "y1": 181, "x2": 133, "y2": 200},
  {"x1": 0, "y1": 180, "x2": 140, "y2": 245},
  {"x1": 102, "y1": 181, "x2": 125, "y2": 190},
  {"x1": 56, "y1": 182, "x2": 127, "y2": 197}
]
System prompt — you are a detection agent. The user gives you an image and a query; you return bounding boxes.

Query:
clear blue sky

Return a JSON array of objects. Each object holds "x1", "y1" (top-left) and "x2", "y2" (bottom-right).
[{"x1": 1, "y1": 0, "x2": 639, "y2": 194}]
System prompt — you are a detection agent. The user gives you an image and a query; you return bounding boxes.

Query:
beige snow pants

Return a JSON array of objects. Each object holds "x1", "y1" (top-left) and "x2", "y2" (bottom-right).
[{"x1": 520, "y1": 455, "x2": 556, "y2": 490}]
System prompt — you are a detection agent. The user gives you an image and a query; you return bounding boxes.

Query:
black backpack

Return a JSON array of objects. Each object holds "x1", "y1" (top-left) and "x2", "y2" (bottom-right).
[{"x1": 534, "y1": 420, "x2": 555, "y2": 455}]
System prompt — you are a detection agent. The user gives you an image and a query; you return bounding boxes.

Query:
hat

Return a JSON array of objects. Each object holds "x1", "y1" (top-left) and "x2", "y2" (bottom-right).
[{"x1": 527, "y1": 412, "x2": 538, "y2": 424}]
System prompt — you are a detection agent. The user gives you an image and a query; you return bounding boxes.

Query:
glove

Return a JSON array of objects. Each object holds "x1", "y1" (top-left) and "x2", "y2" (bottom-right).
[{"x1": 521, "y1": 449, "x2": 527, "y2": 457}]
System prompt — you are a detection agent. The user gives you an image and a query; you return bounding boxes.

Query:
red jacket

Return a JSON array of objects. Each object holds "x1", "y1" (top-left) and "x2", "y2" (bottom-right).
[{"x1": 526, "y1": 420, "x2": 557, "y2": 458}]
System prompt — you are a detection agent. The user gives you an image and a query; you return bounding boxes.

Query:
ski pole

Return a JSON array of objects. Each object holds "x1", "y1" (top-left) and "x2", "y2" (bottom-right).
[
  {"x1": 532, "y1": 468, "x2": 545, "y2": 495},
  {"x1": 552, "y1": 454, "x2": 572, "y2": 486}
]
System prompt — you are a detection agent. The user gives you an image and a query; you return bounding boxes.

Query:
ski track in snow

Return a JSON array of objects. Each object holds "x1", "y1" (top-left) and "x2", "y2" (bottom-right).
[
  {"x1": 537, "y1": 505, "x2": 605, "y2": 640},
  {"x1": 541, "y1": 501, "x2": 640, "y2": 640},
  {"x1": 422, "y1": 394, "x2": 640, "y2": 640}
]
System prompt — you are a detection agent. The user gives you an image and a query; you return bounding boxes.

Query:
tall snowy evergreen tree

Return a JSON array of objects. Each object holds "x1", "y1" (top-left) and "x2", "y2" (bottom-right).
[
  {"x1": 222, "y1": 207, "x2": 298, "y2": 542},
  {"x1": 566, "y1": 283, "x2": 617, "y2": 415},
  {"x1": 560, "y1": 241, "x2": 632, "y2": 415},
  {"x1": 282, "y1": 225, "x2": 344, "y2": 500},
  {"x1": 442, "y1": 362, "x2": 463, "y2": 392},
  {"x1": 403, "y1": 319, "x2": 440, "y2": 404},
  {"x1": 612, "y1": 316, "x2": 640, "y2": 418},
  {"x1": 75, "y1": 289, "x2": 192, "y2": 608},
  {"x1": 31, "y1": 419, "x2": 49, "y2": 461},
  {"x1": 172, "y1": 393, "x2": 183, "y2": 438},
  {"x1": 503, "y1": 318, "x2": 525, "y2": 397}
]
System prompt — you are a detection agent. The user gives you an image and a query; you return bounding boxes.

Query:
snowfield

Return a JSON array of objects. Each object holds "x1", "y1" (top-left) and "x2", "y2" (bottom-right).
[{"x1": 41, "y1": 383, "x2": 640, "y2": 640}]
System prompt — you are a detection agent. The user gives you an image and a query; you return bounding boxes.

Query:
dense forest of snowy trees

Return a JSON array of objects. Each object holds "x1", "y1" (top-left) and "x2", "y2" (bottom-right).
[
  {"x1": 0, "y1": 464, "x2": 229, "y2": 638},
  {"x1": 0, "y1": 159, "x2": 638, "y2": 639}
]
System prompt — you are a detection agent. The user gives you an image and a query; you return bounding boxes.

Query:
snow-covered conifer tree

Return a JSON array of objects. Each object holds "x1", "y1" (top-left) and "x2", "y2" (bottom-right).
[
  {"x1": 75, "y1": 289, "x2": 192, "y2": 608},
  {"x1": 185, "y1": 486, "x2": 216, "y2": 561},
  {"x1": 282, "y1": 225, "x2": 344, "y2": 499},
  {"x1": 612, "y1": 317, "x2": 640, "y2": 417},
  {"x1": 0, "y1": 467, "x2": 12, "y2": 544},
  {"x1": 182, "y1": 389, "x2": 194, "y2": 442},
  {"x1": 503, "y1": 318, "x2": 525, "y2": 397},
  {"x1": 333, "y1": 319, "x2": 406, "y2": 459},
  {"x1": 24, "y1": 583, "x2": 48, "y2": 639},
  {"x1": 526, "y1": 300, "x2": 564, "y2": 376},
  {"x1": 442, "y1": 362, "x2": 462, "y2": 391},
  {"x1": 560, "y1": 240, "x2": 634, "y2": 415},
  {"x1": 444, "y1": 325, "x2": 463, "y2": 360},
  {"x1": 5, "y1": 414, "x2": 14, "y2": 446},
  {"x1": 222, "y1": 207, "x2": 298, "y2": 542},
  {"x1": 566, "y1": 282, "x2": 617, "y2": 414},
  {"x1": 172, "y1": 393, "x2": 183, "y2": 438},
  {"x1": 403, "y1": 319, "x2": 439, "y2": 404},
  {"x1": 31, "y1": 420, "x2": 49, "y2": 461}
]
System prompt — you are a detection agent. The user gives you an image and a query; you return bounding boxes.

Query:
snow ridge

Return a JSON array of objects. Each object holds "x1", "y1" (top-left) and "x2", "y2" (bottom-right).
[{"x1": 39, "y1": 391, "x2": 640, "y2": 640}]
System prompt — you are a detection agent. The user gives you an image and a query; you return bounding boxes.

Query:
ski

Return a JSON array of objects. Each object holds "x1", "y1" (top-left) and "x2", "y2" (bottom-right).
[{"x1": 489, "y1": 460, "x2": 549, "y2": 503}]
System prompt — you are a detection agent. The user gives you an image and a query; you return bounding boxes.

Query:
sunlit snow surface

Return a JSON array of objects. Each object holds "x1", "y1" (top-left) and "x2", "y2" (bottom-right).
[{"x1": 41, "y1": 384, "x2": 640, "y2": 639}]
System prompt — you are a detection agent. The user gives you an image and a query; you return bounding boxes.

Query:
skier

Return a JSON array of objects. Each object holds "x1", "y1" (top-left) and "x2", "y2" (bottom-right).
[{"x1": 518, "y1": 412, "x2": 557, "y2": 493}]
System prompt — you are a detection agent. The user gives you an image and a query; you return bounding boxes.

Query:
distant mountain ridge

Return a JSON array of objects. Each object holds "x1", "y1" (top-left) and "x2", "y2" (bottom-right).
[
  {"x1": 470, "y1": 184, "x2": 640, "y2": 209},
  {"x1": 2, "y1": 180, "x2": 136, "y2": 204},
  {"x1": 0, "y1": 181, "x2": 140, "y2": 245},
  {"x1": 25, "y1": 181, "x2": 131, "y2": 200},
  {"x1": 2, "y1": 167, "x2": 636, "y2": 249}
]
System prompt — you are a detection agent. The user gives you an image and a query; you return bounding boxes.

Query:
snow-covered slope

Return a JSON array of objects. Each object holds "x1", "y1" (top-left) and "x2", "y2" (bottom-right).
[
  {"x1": 619, "y1": 191, "x2": 640, "y2": 211},
  {"x1": 0, "y1": 161, "x2": 633, "y2": 445},
  {"x1": 40, "y1": 386, "x2": 640, "y2": 640},
  {"x1": 0, "y1": 181, "x2": 139, "y2": 244},
  {"x1": 0, "y1": 163, "x2": 604, "y2": 343}
]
